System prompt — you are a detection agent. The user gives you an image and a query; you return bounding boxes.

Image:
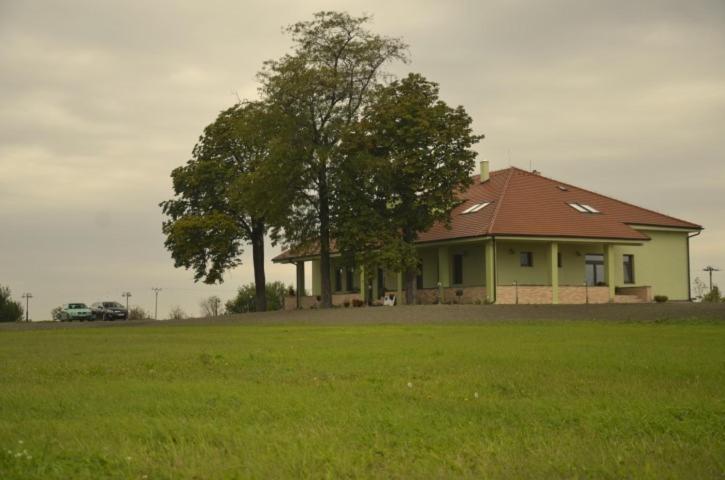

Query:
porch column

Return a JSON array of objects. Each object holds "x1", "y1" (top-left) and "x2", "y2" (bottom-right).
[
  {"x1": 604, "y1": 244, "x2": 616, "y2": 301},
  {"x1": 485, "y1": 240, "x2": 495, "y2": 303},
  {"x1": 396, "y1": 271, "x2": 403, "y2": 305},
  {"x1": 549, "y1": 242, "x2": 559, "y2": 304},
  {"x1": 295, "y1": 261, "x2": 305, "y2": 309},
  {"x1": 438, "y1": 246, "x2": 449, "y2": 303},
  {"x1": 359, "y1": 265, "x2": 367, "y2": 304}
]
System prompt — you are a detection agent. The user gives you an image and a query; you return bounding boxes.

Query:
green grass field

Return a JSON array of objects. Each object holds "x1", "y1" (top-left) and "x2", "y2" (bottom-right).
[{"x1": 1, "y1": 318, "x2": 724, "y2": 479}]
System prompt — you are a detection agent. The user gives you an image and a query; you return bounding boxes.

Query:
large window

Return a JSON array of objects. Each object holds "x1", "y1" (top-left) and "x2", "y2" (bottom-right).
[
  {"x1": 520, "y1": 252, "x2": 533, "y2": 267},
  {"x1": 623, "y1": 254, "x2": 635, "y2": 284},
  {"x1": 453, "y1": 254, "x2": 464, "y2": 284},
  {"x1": 585, "y1": 254, "x2": 604, "y2": 286}
]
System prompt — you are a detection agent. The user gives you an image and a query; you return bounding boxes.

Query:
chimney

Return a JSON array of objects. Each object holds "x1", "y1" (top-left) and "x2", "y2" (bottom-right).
[{"x1": 479, "y1": 160, "x2": 489, "y2": 183}]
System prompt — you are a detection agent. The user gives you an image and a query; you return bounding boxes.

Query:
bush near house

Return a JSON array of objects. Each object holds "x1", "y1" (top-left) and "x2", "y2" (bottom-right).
[
  {"x1": 225, "y1": 282, "x2": 289, "y2": 314},
  {"x1": 702, "y1": 286, "x2": 722, "y2": 303},
  {"x1": 654, "y1": 295, "x2": 668, "y2": 303}
]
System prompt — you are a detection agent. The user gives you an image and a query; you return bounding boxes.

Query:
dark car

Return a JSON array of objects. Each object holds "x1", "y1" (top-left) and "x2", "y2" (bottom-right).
[{"x1": 91, "y1": 301, "x2": 128, "y2": 321}]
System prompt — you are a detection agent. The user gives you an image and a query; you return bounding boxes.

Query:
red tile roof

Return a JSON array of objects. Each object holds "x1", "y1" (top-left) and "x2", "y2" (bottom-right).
[{"x1": 274, "y1": 167, "x2": 701, "y2": 262}]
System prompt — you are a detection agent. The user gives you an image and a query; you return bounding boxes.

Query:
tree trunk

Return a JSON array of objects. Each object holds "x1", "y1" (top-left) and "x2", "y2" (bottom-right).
[
  {"x1": 251, "y1": 221, "x2": 267, "y2": 312},
  {"x1": 318, "y1": 169, "x2": 333, "y2": 308},
  {"x1": 402, "y1": 227, "x2": 417, "y2": 305}
]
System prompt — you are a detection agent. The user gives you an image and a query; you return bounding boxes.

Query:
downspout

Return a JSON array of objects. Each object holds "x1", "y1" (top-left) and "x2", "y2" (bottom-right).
[
  {"x1": 492, "y1": 236, "x2": 497, "y2": 303},
  {"x1": 687, "y1": 230, "x2": 702, "y2": 301}
]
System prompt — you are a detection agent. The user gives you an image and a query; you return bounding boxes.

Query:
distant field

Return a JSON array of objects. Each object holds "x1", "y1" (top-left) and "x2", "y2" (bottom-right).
[{"x1": 1, "y1": 309, "x2": 724, "y2": 479}]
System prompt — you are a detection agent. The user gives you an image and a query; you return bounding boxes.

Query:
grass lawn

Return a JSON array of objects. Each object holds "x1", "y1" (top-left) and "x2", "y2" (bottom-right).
[{"x1": 1, "y1": 318, "x2": 724, "y2": 479}]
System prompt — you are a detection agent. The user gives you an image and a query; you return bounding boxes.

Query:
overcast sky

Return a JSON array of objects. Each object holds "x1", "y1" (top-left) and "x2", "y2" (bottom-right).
[{"x1": 1, "y1": 0, "x2": 723, "y2": 319}]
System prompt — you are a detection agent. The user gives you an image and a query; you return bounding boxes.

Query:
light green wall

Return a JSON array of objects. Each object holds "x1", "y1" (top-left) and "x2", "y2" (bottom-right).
[
  {"x1": 311, "y1": 260, "x2": 321, "y2": 295},
  {"x1": 612, "y1": 230, "x2": 689, "y2": 300},
  {"x1": 496, "y1": 241, "x2": 551, "y2": 285},
  {"x1": 496, "y1": 241, "x2": 607, "y2": 286},
  {"x1": 418, "y1": 247, "x2": 439, "y2": 288},
  {"x1": 308, "y1": 229, "x2": 690, "y2": 299},
  {"x1": 447, "y1": 244, "x2": 485, "y2": 286}
]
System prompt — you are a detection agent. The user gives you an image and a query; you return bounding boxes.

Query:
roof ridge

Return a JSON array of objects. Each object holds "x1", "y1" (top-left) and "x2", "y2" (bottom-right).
[
  {"x1": 485, "y1": 168, "x2": 515, "y2": 235},
  {"x1": 530, "y1": 170, "x2": 701, "y2": 229}
]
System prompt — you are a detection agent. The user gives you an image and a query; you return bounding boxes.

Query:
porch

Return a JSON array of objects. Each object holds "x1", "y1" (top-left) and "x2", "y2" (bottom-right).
[{"x1": 283, "y1": 236, "x2": 652, "y2": 308}]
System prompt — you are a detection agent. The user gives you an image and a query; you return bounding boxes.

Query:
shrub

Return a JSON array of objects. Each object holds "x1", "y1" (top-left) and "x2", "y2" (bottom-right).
[
  {"x1": 168, "y1": 306, "x2": 187, "y2": 320},
  {"x1": 654, "y1": 295, "x2": 668, "y2": 303},
  {"x1": 199, "y1": 296, "x2": 223, "y2": 317},
  {"x1": 352, "y1": 299, "x2": 364, "y2": 307},
  {"x1": 343, "y1": 300, "x2": 351, "y2": 308},
  {"x1": 0, "y1": 286, "x2": 23, "y2": 322},
  {"x1": 128, "y1": 306, "x2": 151, "y2": 320},
  {"x1": 702, "y1": 286, "x2": 722, "y2": 303},
  {"x1": 225, "y1": 282, "x2": 290, "y2": 314}
]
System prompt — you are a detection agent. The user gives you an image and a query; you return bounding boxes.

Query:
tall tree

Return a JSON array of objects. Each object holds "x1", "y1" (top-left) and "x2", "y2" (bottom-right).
[
  {"x1": 0, "y1": 285, "x2": 23, "y2": 322},
  {"x1": 335, "y1": 73, "x2": 483, "y2": 304},
  {"x1": 160, "y1": 102, "x2": 281, "y2": 311},
  {"x1": 259, "y1": 11, "x2": 408, "y2": 308}
]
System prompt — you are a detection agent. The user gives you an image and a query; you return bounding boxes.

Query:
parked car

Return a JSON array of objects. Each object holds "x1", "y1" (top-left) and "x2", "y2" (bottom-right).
[
  {"x1": 54, "y1": 303, "x2": 94, "y2": 321},
  {"x1": 91, "y1": 301, "x2": 128, "y2": 321}
]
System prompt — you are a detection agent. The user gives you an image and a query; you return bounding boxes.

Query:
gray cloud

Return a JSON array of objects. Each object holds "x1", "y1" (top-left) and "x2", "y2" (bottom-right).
[{"x1": 1, "y1": 0, "x2": 724, "y2": 318}]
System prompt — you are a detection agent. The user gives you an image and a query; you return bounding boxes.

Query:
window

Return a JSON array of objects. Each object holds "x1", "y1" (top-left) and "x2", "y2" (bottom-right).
[
  {"x1": 334, "y1": 267, "x2": 343, "y2": 292},
  {"x1": 520, "y1": 252, "x2": 533, "y2": 267},
  {"x1": 568, "y1": 203, "x2": 600, "y2": 213},
  {"x1": 557, "y1": 252, "x2": 562, "y2": 268},
  {"x1": 623, "y1": 254, "x2": 635, "y2": 284},
  {"x1": 346, "y1": 267, "x2": 354, "y2": 292},
  {"x1": 453, "y1": 254, "x2": 464, "y2": 284},
  {"x1": 461, "y1": 202, "x2": 491, "y2": 214}
]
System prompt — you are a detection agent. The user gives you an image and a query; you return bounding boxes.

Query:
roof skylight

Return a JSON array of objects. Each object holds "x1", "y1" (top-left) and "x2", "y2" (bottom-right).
[
  {"x1": 461, "y1": 202, "x2": 491, "y2": 214},
  {"x1": 568, "y1": 203, "x2": 600, "y2": 214}
]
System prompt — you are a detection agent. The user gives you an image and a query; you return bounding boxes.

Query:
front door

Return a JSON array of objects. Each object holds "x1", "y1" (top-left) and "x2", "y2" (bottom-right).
[{"x1": 585, "y1": 254, "x2": 604, "y2": 286}]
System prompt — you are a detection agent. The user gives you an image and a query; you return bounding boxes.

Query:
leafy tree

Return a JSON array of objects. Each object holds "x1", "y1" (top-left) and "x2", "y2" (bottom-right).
[
  {"x1": 335, "y1": 74, "x2": 482, "y2": 304},
  {"x1": 225, "y1": 281, "x2": 289, "y2": 314},
  {"x1": 259, "y1": 11, "x2": 408, "y2": 308},
  {"x1": 128, "y1": 306, "x2": 151, "y2": 320},
  {"x1": 200, "y1": 295, "x2": 223, "y2": 317},
  {"x1": 161, "y1": 101, "x2": 283, "y2": 311},
  {"x1": 0, "y1": 285, "x2": 23, "y2": 322}
]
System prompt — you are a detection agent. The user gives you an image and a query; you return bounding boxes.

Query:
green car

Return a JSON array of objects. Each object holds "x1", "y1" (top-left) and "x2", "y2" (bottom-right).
[{"x1": 55, "y1": 303, "x2": 94, "y2": 321}]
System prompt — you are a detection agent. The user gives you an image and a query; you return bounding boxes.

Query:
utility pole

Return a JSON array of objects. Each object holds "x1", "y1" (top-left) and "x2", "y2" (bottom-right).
[
  {"x1": 152, "y1": 288, "x2": 162, "y2": 320},
  {"x1": 703, "y1": 266, "x2": 720, "y2": 293},
  {"x1": 21, "y1": 293, "x2": 32, "y2": 322},
  {"x1": 122, "y1": 291, "x2": 132, "y2": 311}
]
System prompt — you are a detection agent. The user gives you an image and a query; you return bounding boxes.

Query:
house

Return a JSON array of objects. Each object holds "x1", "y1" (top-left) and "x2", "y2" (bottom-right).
[{"x1": 273, "y1": 161, "x2": 702, "y2": 307}]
